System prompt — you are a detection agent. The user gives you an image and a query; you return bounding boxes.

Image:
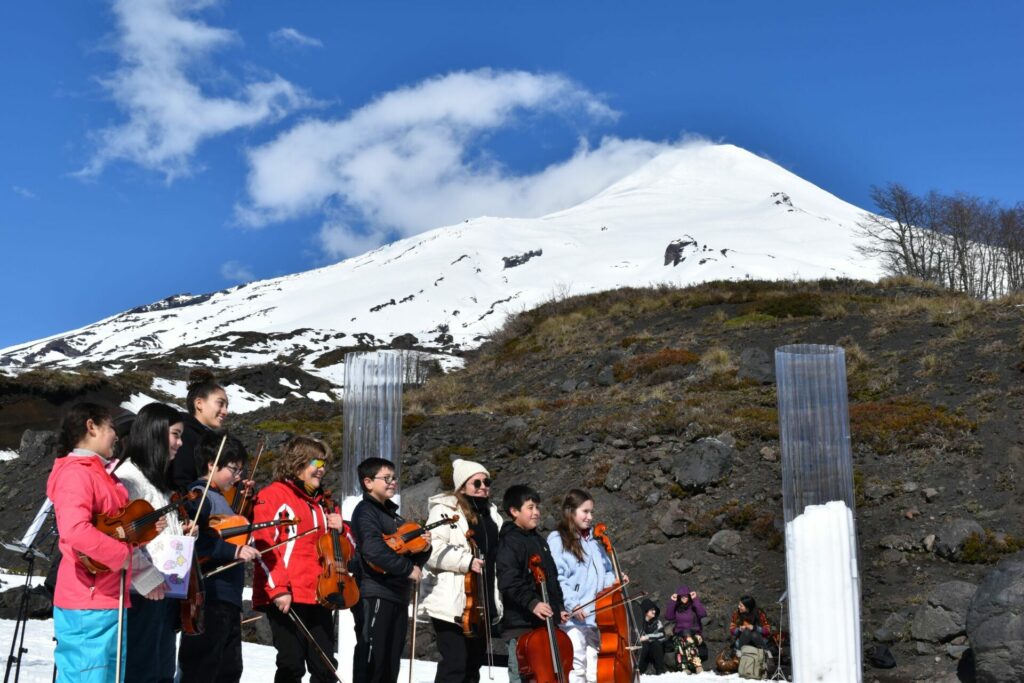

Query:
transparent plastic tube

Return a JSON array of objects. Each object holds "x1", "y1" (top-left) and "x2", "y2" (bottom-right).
[
  {"x1": 775, "y1": 344, "x2": 861, "y2": 682},
  {"x1": 342, "y1": 351, "x2": 405, "y2": 504}
]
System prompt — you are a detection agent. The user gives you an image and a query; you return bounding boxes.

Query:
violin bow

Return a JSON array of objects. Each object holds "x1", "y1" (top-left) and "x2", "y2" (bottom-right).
[
  {"x1": 189, "y1": 434, "x2": 228, "y2": 536},
  {"x1": 569, "y1": 582, "x2": 628, "y2": 615},
  {"x1": 202, "y1": 524, "x2": 316, "y2": 579}
]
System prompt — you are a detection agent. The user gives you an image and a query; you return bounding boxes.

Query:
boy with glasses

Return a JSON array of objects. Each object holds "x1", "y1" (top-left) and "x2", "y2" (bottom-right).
[
  {"x1": 179, "y1": 431, "x2": 260, "y2": 682},
  {"x1": 252, "y1": 435, "x2": 347, "y2": 683},
  {"x1": 351, "y1": 457, "x2": 432, "y2": 683}
]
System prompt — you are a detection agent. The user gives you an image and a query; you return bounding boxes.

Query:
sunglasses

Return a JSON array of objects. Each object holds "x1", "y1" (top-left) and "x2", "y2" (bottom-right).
[
  {"x1": 469, "y1": 477, "x2": 492, "y2": 489},
  {"x1": 308, "y1": 458, "x2": 327, "y2": 470}
]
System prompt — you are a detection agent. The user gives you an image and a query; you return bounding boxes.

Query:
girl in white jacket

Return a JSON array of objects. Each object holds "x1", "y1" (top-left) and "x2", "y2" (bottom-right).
[
  {"x1": 418, "y1": 459, "x2": 504, "y2": 683},
  {"x1": 115, "y1": 402, "x2": 186, "y2": 683},
  {"x1": 547, "y1": 489, "x2": 616, "y2": 683}
]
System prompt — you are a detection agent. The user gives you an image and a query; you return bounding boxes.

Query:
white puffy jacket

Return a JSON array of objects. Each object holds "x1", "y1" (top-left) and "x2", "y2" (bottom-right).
[
  {"x1": 417, "y1": 493, "x2": 504, "y2": 624},
  {"x1": 116, "y1": 461, "x2": 183, "y2": 595}
]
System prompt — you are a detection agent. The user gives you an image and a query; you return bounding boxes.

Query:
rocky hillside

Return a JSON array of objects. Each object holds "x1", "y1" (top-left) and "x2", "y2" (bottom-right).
[{"x1": 2, "y1": 277, "x2": 1023, "y2": 681}]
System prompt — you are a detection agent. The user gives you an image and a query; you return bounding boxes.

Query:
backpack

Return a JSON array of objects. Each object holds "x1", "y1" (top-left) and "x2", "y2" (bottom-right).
[{"x1": 738, "y1": 645, "x2": 767, "y2": 679}]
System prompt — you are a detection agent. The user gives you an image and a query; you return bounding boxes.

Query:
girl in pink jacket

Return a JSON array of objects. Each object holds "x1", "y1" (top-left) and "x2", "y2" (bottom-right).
[{"x1": 46, "y1": 402, "x2": 134, "y2": 683}]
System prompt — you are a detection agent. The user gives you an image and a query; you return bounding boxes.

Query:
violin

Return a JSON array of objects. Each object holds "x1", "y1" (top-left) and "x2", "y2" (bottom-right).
[
  {"x1": 78, "y1": 491, "x2": 200, "y2": 574},
  {"x1": 209, "y1": 514, "x2": 297, "y2": 547},
  {"x1": 176, "y1": 493, "x2": 205, "y2": 636},
  {"x1": 366, "y1": 514, "x2": 460, "y2": 573},
  {"x1": 515, "y1": 555, "x2": 573, "y2": 683},
  {"x1": 223, "y1": 437, "x2": 264, "y2": 519},
  {"x1": 593, "y1": 524, "x2": 639, "y2": 683},
  {"x1": 461, "y1": 529, "x2": 487, "y2": 638},
  {"x1": 315, "y1": 493, "x2": 359, "y2": 610}
]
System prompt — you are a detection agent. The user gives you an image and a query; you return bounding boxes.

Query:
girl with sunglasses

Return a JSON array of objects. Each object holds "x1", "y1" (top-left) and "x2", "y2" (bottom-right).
[
  {"x1": 252, "y1": 436, "x2": 348, "y2": 683},
  {"x1": 419, "y1": 459, "x2": 504, "y2": 683}
]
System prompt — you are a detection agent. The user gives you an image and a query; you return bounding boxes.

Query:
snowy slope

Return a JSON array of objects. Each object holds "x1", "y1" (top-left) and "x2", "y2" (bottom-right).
[{"x1": 0, "y1": 143, "x2": 882, "y2": 383}]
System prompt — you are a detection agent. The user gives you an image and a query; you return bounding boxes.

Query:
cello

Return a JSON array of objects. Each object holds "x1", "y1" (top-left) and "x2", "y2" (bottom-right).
[
  {"x1": 515, "y1": 555, "x2": 573, "y2": 683},
  {"x1": 315, "y1": 492, "x2": 359, "y2": 609},
  {"x1": 593, "y1": 524, "x2": 641, "y2": 683}
]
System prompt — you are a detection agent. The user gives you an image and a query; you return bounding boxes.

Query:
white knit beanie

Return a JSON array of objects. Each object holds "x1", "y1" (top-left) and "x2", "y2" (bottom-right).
[{"x1": 452, "y1": 458, "x2": 489, "y2": 491}]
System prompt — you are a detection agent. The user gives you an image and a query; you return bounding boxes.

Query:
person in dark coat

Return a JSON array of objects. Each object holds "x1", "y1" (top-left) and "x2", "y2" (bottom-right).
[
  {"x1": 170, "y1": 368, "x2": 228, "y2": 490},
  {"x1": 351, "y1": 457, "x2": 431, "y2": 683},
  {"x1": 496, "y1": 484, "x2": 569, "y2": 683},
  {"x1": 666, "y1": 585, "x2": 708, "y2": 661},
  {"x1": 636, "y1": 598, "x2": 667, "y2": 675}
]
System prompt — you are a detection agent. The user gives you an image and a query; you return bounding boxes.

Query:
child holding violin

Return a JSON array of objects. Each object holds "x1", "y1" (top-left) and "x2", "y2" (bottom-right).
[
  {"x1": 351, "y1": 457, "x2": 432, "y2": 683},
  {"x1": 171, "y1": 367, "x2": 229, "y2": 490},
  {"x1": 115, "y1": 402, "x2": 187, "y2": 683},
  {"x1": 547, "y1": 489, "x2": 616, "y2": 683},
  {"x1": 418, "y1": 459, "x2": 504, "y2": 683},
  {"x1": 252, "y1": 435, "x2": 348, "y2": 683},
  {"x1": 46, "y1": 402, "x2": 138, "y2": 682},
  {"x1": 178, "y1": 431, "x2": 260, "y2": 683},
  {"x1": 495, "y1": 484, "x2": 569, "y2": 683}
]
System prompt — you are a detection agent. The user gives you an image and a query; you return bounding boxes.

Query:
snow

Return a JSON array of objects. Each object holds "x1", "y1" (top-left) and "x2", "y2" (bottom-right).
[
  {"x1": 785, "y1": 500, "x2": 861, "y2": 682},
  {"x1": 307, "y1": 391, "x2": 335, "y2": 403},
  {"x1": 1, "y1": 143, "x2": 884, "y2": 387},
  {"x1": 0, "y1": 450, "x2": 18, "y2": 461},
  {"x1": 0, "y1": 612, "x2": 737, "y2": 682},
  {"x1": 153, "y1": 377, "x2": 187, "y2": 397},
  {"x1": 121, "y1": 392, "x2": 161, "y2": 413}
]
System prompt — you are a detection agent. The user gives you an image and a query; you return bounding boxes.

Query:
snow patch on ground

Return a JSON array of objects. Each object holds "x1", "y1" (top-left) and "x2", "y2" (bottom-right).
[
  {"x1": 153, "y1": 377, "x2": 187, "y2": 397},
  {"x1": 120, "y1": 392, "x2": 161, "y2": 413},
  {"x1": 0, "y1": 450, "x2": 18, "y2": 461}
]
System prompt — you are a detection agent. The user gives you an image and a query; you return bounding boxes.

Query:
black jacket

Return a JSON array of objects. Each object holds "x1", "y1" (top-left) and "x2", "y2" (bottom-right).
[
  {"x1": 351, "y1": 493, "x2": 430, "y2": 604},
  {"x1": 639, "y1": 598, "x2": 666, "y2": 641},
  {"x1": 184, "y1": 479, "x2": 244, "y2": 608},
  {"x1": 171, "y1": 414, "x2": 211, "y2": 491},
  {"x1": 496, "y1": 521, "x2": 565, "y2": 634}
]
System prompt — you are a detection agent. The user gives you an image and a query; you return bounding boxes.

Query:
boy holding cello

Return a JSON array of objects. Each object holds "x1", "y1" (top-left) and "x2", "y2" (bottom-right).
[
  {"x1": 351, "y1": 457, "x2": 432, "y2": 683},
  {"x1": 495, "y1": 484, "x2": 570, "y2": 683}
]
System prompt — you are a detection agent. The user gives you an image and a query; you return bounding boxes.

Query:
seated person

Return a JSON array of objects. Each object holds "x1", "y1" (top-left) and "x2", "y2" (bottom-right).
[
  {"x1": 636, "y1": 598, "x2": 667, "y2": 675},
  {"x1": 672, "y1": 630, "x2": 705, "y2": 674}
]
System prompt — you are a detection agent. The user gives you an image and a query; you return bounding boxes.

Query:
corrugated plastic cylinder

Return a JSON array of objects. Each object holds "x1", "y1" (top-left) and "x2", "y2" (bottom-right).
[
  {"x1": 775, "y1": 344, "x2": 856, "y2": 524},
  {"x1": 342, "y1": 350, "x2": 405, "y2": 499}
]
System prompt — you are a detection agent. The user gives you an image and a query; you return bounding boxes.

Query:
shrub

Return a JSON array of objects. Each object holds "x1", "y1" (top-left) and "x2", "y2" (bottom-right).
[
  {"x1": 699, "y1": 347, "x2": 735, "y2": 375},
  {"x1": 723, "y1": 312, "x2": 776, "y2": 329},
  {"x1": 959, "y1": 531, "x2": 1024, "y2": 564},
  {"x1": 849, "y1": 398, "x2": 975, "y2": 454},
  {"x1": 750, "y1": 293, "x2": 823, "y2": 318},
  {"x1": 614, "y1": 348, "x2": 699, "y2": 382}
]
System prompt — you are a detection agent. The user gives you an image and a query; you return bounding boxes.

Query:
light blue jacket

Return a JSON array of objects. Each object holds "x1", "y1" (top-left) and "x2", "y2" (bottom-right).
[{"x1": 547, "y1": 529, "x2": 616, "y2": 626}]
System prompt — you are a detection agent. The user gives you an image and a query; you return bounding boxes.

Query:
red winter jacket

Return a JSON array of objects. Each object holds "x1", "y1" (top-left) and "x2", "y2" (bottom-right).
[
  {"x1": 46, "y1": 453, "x2": 133, "y2": 609},
  {"x1": 251, "y1": 480, "x2": 351, "y2": 607}
]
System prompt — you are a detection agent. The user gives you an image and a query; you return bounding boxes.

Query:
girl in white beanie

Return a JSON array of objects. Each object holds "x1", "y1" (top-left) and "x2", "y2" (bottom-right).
[{"x1": 418, "y1": 459, "x2": 504, "y2": 683}]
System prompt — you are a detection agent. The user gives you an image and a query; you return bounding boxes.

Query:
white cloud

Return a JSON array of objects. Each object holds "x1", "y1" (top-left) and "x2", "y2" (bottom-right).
[
  {"x1": 12, "y1": 186, "x2": 37, "y2": 199},
  {"x1": 239, "y1": 69, "x2": 674, "y2": 257},
  {"x1": 79, "y1": 0, "x2": 312, "y2": 180},
  {"x1": 269, "y1": 27, "x2": 323, "y2": 49},
  {"x1": 220, "y1": 260, "x2": 254, "y2": 282}
]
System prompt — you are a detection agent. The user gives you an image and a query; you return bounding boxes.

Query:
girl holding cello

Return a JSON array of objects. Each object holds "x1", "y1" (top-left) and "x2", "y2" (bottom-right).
[
  {"x1": 46, "y1": 402, "x2": 137, "y2": 682},
  {"x1": 116, "y1": 402, "x2": 186, "y2": 683},
  {"x1": 547, "y1": 489, "x2": 616, "y2": 683},
  {"x1": 418, "y1": 459, "x2": 504, "y2": 683},
  {"x1": 252, "y1": 436, "x2": 347, "y2": 683}
]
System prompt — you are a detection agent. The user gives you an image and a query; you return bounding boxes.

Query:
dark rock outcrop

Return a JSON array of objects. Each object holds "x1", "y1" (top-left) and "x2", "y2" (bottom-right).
[
  {"x1": 966, "y1": 552, "x2": 1024, "y2": 682},
  {"x1": 671, "y1": 438, "x2": 735, "y2": 491},
  {"x1": 935, "y1": 518, "x2": 985, "y2": 560}
]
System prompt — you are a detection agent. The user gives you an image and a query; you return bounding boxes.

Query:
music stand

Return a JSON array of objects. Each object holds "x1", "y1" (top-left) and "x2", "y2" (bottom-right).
[
  {"x1": 769, "y1": 591, "x2": 788, "y2": 681},
  {"x1": 2, "y1": 499, "x2": 55, "y2": 683}
]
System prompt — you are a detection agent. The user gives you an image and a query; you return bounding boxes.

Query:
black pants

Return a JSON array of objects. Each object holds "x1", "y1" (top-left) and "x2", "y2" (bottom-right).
[
  {"x1": 432, "y1": 618, "x2": 486, "y2": 683},
  {"x1": 178, "y1": 601, "x2": 243, "y2": 683},
  {"x1": 126, "y1": 596, "x2": 176, "y2": 683},
  {"x1": 354, "y1": 597, "x2": 408, "y2": 683},
  {"x1": 637, "y1": 639, "x2": 666, "y2": 675},
  {"x1": 265, "y1": 603, "x2": 338, "y2": 683}
]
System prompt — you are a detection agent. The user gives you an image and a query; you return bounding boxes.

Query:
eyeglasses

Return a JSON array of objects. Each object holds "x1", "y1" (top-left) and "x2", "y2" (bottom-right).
[
  {"x1": 373, "y1": 475, "x2": 397, "y2": 485},
  {"x1": 224, "y1": 465, "x2": 243, "y2": 477},
  {"x1": 308, "y1": 458, "x2": 327, "y2": 470},
  {"x1": 469, "y1": 478, "x2": 492, "y2": 489}
]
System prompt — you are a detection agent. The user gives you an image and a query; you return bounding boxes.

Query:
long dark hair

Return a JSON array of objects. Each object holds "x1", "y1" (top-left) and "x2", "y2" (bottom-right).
[
  {"x1": 740, "y1": 595, "x2": 758, "y2": 615},
  {"x1": 556, "y1": 488, "x2": 594, "y2": 563},
  {"x1": 122, "y1": 403, "x2": 184, "y2": 493},
  {"x1": 56, "y1": 402, "x2": 114, "y2": 457},
  {"x1": 185, "y1": 368, "x2": 224, "y2": 416}
]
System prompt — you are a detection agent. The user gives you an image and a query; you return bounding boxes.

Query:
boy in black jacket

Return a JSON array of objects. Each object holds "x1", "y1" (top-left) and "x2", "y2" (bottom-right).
[
  {"x1": 351, "y1": 457, "x2": 431, "y2": 683},
  {"x1": 496, "y1": 484, "x2": 569, "y2": 683},
  {"x1": 637, "y1": 598, "x2": 667, "y2": 674}
]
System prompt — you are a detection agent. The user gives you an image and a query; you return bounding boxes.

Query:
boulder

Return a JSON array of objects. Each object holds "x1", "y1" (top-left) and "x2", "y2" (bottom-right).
[
  {"x1": 657, "y1": 499, "x2": 698, "y2": 538},
  {"x1": 911, "y1": 581, "x2": 977, "y2": 643},
  {"x1": 18, "y1": 430, "x2": 57, "y2": 465},
  {"x1": 966, "y1": 552, "x2": 1024, "y2": 682},
  {"x1": 935, "y1": 518, "x2": 985, "y2": 559},
  {"x1": 603, "y1": 462, "x2": 630, "y2": 492},
  {"x1": 597, "y1": 365, "x2": 616, "y2": 386},
  {"x1": 671, "y1": 438, "x2": 735, "y2": 491},
  {"x1": 736, "y1": 347, "x2": 773, "y2": 384},
  {"x1": 708, "y1": 529, "x2": 743, "y2": 556},
  {"x1": 398, "y1": 476, "x2": 442, "y2": 522},
  {"x1": 874, "y1": 610, "x2": 911, "y2": 643},
  {"x1": 879, "y1": 534, "x2": 918, "y2": 552}
]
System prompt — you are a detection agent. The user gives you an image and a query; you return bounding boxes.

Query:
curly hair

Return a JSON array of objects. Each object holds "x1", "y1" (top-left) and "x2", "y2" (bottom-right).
[{"x1": 273, "y1": 435, "x2": 333, "y2": 481}]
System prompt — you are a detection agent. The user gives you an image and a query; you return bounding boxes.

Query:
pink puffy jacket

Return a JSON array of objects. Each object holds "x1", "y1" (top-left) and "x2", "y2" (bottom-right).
[{"x1": 46, "y1": 454, "x2": 133, "y2": 609}]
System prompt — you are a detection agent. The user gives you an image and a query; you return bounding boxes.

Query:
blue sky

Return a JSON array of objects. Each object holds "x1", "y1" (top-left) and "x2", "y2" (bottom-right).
[{"x1": 2, "y1": 1, "x2": 1022, "y2": 349}]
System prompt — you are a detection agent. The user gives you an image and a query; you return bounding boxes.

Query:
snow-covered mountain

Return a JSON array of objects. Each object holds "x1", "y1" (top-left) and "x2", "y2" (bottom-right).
[{"x1": 0, "y1": 143, "x2": 883, "y2": 388}]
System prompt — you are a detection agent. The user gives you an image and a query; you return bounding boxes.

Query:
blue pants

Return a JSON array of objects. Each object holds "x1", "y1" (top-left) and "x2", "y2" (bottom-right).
[{"x1": 54, "y1": 607, "x2": 127, "y2": 683}]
